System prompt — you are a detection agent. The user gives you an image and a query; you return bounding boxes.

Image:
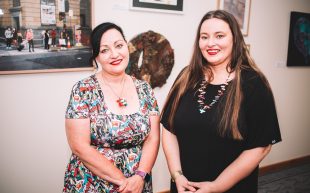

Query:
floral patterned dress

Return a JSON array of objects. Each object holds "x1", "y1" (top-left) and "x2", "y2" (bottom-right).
[{"x1": 63, "y1": 74, "x2": 159, "y2": 193}]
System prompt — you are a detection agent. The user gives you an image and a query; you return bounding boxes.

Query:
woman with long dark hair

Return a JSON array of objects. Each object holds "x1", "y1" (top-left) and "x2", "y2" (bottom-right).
[{"x1": 161, "y1": 10, "x2": 281, "y2": 193}]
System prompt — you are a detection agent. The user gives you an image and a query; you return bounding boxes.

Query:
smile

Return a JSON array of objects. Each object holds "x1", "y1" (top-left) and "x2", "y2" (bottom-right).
[
  {"x1": 207, "y1": 49, "x2": 220, "y2": 55},
  {"x1": 110, "y1": 59, "x2": 122, "y2": 65}
]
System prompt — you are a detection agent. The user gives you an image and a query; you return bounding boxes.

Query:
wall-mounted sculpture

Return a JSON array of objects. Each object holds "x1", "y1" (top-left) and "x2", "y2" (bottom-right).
[{"x1": 127, "y1": 30, "x2": 174, "y2": 88}]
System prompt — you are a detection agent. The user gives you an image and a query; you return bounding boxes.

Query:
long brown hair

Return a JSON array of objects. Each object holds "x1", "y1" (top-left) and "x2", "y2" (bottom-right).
[{"x1": 161, "y1": 10, "x2": 270, "y2": 140}]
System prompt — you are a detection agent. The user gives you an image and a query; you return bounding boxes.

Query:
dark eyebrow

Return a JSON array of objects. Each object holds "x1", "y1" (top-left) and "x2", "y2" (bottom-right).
[
  {"x1": 200, "y1": 31, "x2": 225, "y2": 35},
  {"x1": 114, "y1": 40, "x2": 125, "y2": 45},
  {"x1": 100, "y1": 39, "x2": 125, "y2": 47}
]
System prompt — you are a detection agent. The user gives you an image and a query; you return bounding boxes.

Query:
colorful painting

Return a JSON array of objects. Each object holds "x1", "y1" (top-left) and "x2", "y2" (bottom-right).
[{"x1": 287, "y1": 11, "x2": 310, "y2": 67}]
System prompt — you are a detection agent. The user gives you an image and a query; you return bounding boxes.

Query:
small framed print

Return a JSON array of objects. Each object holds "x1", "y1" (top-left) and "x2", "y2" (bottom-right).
[
  {"x1": 130, "y1": 0, "x2": 183, "y2": 14},
  {"x1": 218, "y1": 0, "x2": 251, "y2": 36}
]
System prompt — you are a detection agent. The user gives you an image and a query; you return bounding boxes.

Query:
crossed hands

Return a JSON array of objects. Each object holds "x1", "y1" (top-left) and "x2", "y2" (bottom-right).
[
  {"x1": 118, "y1": 175, "x2": 144, "y2": 193},
  {"x1": 175, "y1": 175, "x2": 217, "y2": 193},
  {"x1": 116, "y1": 174, "x2": 218, "y2": 193}
]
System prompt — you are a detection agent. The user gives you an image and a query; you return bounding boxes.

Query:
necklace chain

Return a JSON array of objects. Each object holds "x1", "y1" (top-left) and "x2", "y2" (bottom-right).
[
  {"x1": 101, "y1": 73, "x2": 128, "y2": 107},
  {"x1": 197, "y1": 73, "x2": 231, "y2": 114}
]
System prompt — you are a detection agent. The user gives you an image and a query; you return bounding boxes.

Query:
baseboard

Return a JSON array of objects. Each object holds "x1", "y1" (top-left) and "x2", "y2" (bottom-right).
[
  {"x1": 157, "y1": 155, "x2": 310, "y2": 193},
  {"x1": 259, "y1": 154, "x2": 310, "y2": 176},
  {"x1": 157, "y1": 191, "x2": 169, "y2": 193}
]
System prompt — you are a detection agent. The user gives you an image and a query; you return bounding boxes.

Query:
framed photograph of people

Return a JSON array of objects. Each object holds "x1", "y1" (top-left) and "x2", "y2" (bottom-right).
[
  {"x1": 130, "y1": 0, "x2": 184, "y2": 14},
  {"x1": 0, "y1": 0, "x2": 94, "y2": 75},
  {"x1": 218, "y1": 0, "x2": 251, "y2": 36}
]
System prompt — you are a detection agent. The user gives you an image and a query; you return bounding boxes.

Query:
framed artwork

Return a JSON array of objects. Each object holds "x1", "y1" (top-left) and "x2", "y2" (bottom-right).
[
  {"x1": 0, "y1": 0, "x2": 94, "y2": 75},
  {"x1": 127, "y1": 30, "x2": 175, "y2": 88},
  {"x1": 218, "y1": 0, "x2": 251, "y2": 36},
  {"x1": 287, "y1": 11, "x2": 310, "y2": 67},
  {"x1": 0, "y1": 50, "x2": 95, "y2": 75},
  {"x1": 130, "y1": 0, "x2": 183, "y2": 14}
]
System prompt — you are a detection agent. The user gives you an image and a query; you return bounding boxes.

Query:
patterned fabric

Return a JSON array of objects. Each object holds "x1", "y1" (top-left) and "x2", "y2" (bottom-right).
[{"x1": 63, "y1": 74, "x2": 159, "y2": 193}]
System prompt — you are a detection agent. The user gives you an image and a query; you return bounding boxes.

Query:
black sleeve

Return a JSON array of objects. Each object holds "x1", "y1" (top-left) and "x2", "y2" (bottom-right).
[
  {"x1": 160, "y1": 66, "x2": 189, "y2": 134},
  {"x1": 243, "y1": 76, "x2": 282, "y2": 149},
  {"x1": 160, "y1": 93, "x2": 175, "y2": 134}
]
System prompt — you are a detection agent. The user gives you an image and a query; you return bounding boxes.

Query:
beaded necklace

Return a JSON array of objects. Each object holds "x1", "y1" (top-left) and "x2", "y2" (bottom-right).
[{"x1": 197, "y1": 73, "x2": 231, "y2": 114}]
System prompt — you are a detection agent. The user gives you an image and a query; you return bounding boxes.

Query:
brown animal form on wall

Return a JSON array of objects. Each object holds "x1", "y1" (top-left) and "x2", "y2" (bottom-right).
[{"x1": 127, "y1": 30, "x2": 174, "y2": 88}]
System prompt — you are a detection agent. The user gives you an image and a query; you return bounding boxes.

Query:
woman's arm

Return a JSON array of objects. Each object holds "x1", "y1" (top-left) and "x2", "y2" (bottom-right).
[
  {"x1": 137, "y1": 115, "x2": 160, "y2": 173},
  {"x1": 162, "y1": 128, "x2": 196, "y2": 192},
  {"x1": 162, "y1": 127, "x2": 182, "y2": 177},
  {"x1": 65, "y1": 118, "x2": 126, "y2": 186},
  {"x1": 189, "y1": 145, "x2": 272, "y2": 193},
  {"x1": 121, "y1": 115, "x2": 160, "y2": 193}
]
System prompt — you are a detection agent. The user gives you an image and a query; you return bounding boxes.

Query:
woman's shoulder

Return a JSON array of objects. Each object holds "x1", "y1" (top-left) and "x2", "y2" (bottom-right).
[
  {"x1": 241, "y1": 69, "x2": 266, "y2": 86},
  {"x1": 241, "y1": 69, "x2": 271, "y2": 96},
  {"x1": 241, "y1": 69, "x2": 260, "y2": 80},
  {"x1": 72, "y1": 74, "x2": 97, "y2": 91},
  {"x1": 133, "y1": 76, "x2": 152, "y2": 89}
]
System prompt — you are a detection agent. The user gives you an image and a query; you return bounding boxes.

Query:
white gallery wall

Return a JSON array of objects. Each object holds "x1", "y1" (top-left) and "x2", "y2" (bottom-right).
[{"x1": 0, "y1": 0, "x2": 309, "y2": 192}]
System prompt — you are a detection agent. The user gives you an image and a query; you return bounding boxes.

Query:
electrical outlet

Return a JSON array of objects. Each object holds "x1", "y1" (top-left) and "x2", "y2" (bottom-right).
[{"x1": 275, "y1": 61, "x2": 286, "y2": 68}]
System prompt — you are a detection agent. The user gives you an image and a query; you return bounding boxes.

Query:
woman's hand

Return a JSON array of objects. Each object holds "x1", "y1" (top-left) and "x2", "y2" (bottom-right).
[
  {"x1": 187, "y1": 181, "x2": 217, "y2": 193},
  {"x1": 175, "y1": 175, "x2": 196, "y2": 193},
  {"x1": 117, "y1": 178, "x2": 128, "y2": 192},
  {"x1": 119, "y1": 175, "x2": 144, "y2": 193}
]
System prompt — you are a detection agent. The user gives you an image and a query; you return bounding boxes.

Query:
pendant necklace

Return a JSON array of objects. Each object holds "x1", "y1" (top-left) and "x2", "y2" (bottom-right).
[
  {"x1": 102, "y1": 74, "x2": 128, "y2": 107},
  {"x1": 197, "y1": 73, "x2": 231, "y2": 114}
]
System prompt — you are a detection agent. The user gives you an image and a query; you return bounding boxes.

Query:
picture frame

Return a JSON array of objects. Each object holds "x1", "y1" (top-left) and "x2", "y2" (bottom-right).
[
  {"x1": 218, "y1": 0, "x2": 251, "y2": 36},
  {"x1": 0, "y1": 0, "x2": 94, "y2": 75},
  {"x1": 130, "y1": 0, "x2": 184, "y2": 14},
  {"x1": 286, "y1": 11, "x2": 310, "y2": 67}
]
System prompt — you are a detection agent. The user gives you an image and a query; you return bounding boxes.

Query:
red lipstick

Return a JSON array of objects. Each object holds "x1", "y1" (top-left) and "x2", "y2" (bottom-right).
[{"x1": 110, "y1": 59, "x2": 122, "y2": 65}]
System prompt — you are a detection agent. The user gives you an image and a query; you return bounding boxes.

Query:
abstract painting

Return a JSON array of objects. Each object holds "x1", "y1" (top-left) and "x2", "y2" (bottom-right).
[{"x1": 287, "y1": 11, "x2": 310, "y2": 67}]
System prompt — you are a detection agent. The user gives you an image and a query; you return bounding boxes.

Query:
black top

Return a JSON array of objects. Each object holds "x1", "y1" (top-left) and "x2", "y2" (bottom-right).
[{"x1": 161, "y1": 70, "x2": 282, "y2": 193}]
